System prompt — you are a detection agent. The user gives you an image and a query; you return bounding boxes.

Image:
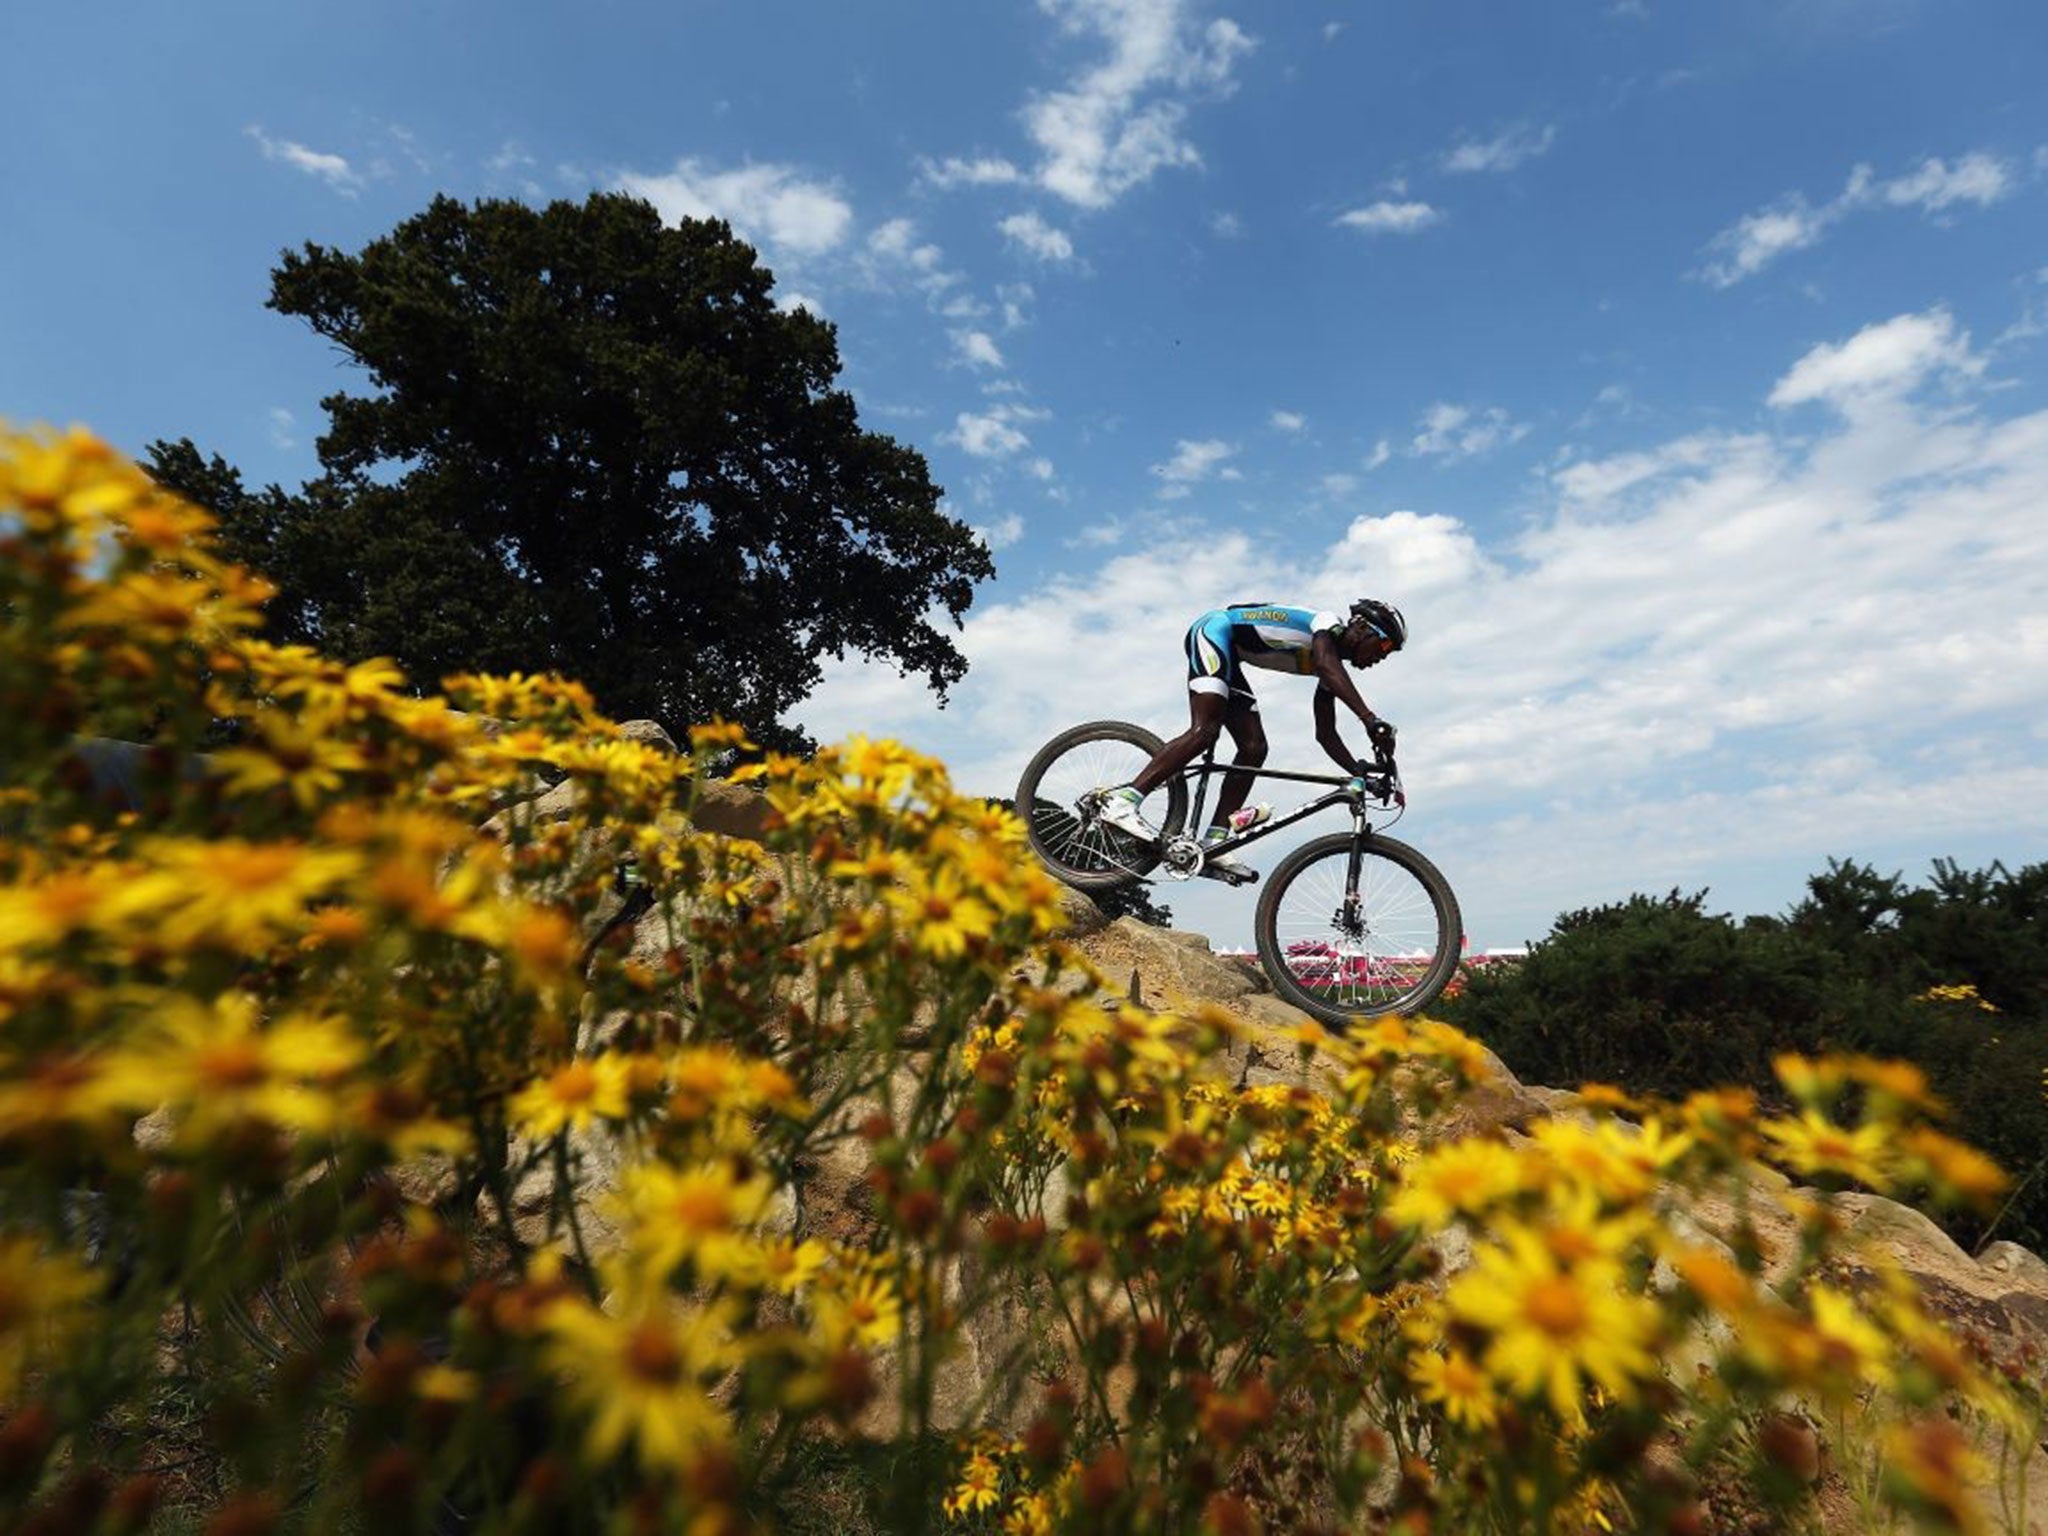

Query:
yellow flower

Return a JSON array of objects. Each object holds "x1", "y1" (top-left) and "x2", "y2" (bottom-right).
[
  {"x1": 1002, "y1": 1490, "x2": 1054, "y2": 1536},
  {"x1": 1880, "y1": 1418, "x2": 1989, "y2": 1534},
  {"x1": 0, "y1": 1234, "x2": 101, "y2": 1398},
  {"x1": 1761, "y1": 1109, "x2": 1892, "y2": 1188},
  {"x1": 1664, "y1": 1243, "x2": 1754, "y2": 1318},
  {"x1": 687, "y1": 720, "x2": 754, "y2": 753},
  {"x1": 1410, "y1": 1018, "x2": 1496, "y2": 1082},
  {"x1": 1532, "y1": 1115, "x2": 1692, "y2": 1205},
  {"x1": 62, "y1": 564, "x2": 270, "y2": 647},
  {"x1": 1841, "y1": 1054, "x2": 1943, "y2": 1114},
  {"x1": 1899, "y1": 1126, "x2": 2008, "y2": 1206},
  {"x1": 0, "y1": 1051, "x2": 122, "y2": 1139},
  {"x1": 117, "y1": 838, "x2": 363, "y2": 954},
  {"x1": 1914, "y1": 983, "x2": 1998, "y2": 1014},
  {"x1": 1410, "y1": 1345, "x2": 1499, "y2": 1431},
  {"x1": 1386, "y1": 1137, "x2": 1524, "y2": 1229},
  {"x1": 1447, "y1": 1223, "x2": 1661, "y2": 1423},
  {"x1": 95, "y1": 992, "x2": 362, "y2": 1140},
  {"x1": 758, "y1": 1238, "x2": 832, "y2": 1294},
  {"x1": 510, "y1": 1054, "x2": 631, "y2": 1140},
  {"x1": 944, "y1": 1450, "x2": 1005, "y2": 1518},
  {"x1": 1773, "y1": 1053, "x2": 1849, "y2": 1109},
  {"x1": 614, "y1": 1161, "x2": 778, "y2": 1282},
  {"x1": 1801, "y1": 1283, "x2": 1898, "y2": 1391},
  {"x1": 0, "y1": 866, "x2": 124, "y2": 952},
  {"x1": 212, "y1": 714, "x2": 370, "y2": 808},
  {"x1": 1240, "y1": 1178, "x2": 1292, "y2": 1218},
  {"x1": 886, "y1": 862, "x2": 998, "y2": 960},
  {"x1": 811, "y1": 1263, "x2": 902, "y2": 1350},
  {"x1": 541, "y1": 1289, "x2": 734, "y2": 1471}
]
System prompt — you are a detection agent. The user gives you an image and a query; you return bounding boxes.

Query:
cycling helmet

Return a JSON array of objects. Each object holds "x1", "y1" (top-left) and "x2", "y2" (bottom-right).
[{"x1": 1348, "y1": 598, "x2": 1407, "y2": 651}]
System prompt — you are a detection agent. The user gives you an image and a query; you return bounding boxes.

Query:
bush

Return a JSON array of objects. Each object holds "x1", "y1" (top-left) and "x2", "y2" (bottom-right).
[
  {"x1": 0, "y1": 423, "x2": 2038, "y2": 1533},
  {"x1": 1446, "y1": 871, "x2": 2048, "y2": 1251}
]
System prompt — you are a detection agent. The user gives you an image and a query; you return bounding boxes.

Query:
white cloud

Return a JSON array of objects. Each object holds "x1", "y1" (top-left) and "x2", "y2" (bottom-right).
[
  {"x1": 776, "y1": 291, "x2": 828, "y2": 318},
  {"x1": 1768, "y1": 308, "x2": 1983, "y2": 410},
  {"x1": 1410, "y1": 403, "x2": 1530, "y2": 459},
  {"x1": 1443, "y1": 123, "x2": 1556, "y2": 175},
  {"x1": 1335, "y1": 201, "x2": 1442, "y2": 235},
  {"x1": 917, "y1": 155, "x2": 1024, "y2": 190},
  {"x1": 1552, "y1": 434, "x2": 1730, "y2": 510},
  {"x1": 617, "y1": 158, "x2": 854, "y2": 255},
  {"x1": 1150, "y1": 437, "x2": 1237, "y2": 497},
  {"x1": 1026, "y1": 457, "x2": 1057, "y2": 480},
  {"x1": 1323, "y1": 21, "x2": 1346, "y2": 40},
  {"x1": 998, "y1": 283, "x2": 1036, "y2": 329},
  {"x1": 266, "y1": 408, "x2": 296, "y2": 450},
  {"x1": 1024, "y1": 0, "x2": 1256, "y2": 209},
  {"x1": 245, "y1": 126, "x2": 363, "y2": 195},
  {"x1": 1209, "y1": 210, "x2": 1244, "y2": 238},
  {"x1": 973, "y1": 512, "x2": 1027, "y2": 549},
  {"x1": 1699, "y1": 197, "x2": 1829, "y2": 287},
  {"x1": 944, "y1": 403, "x2": 1049, "y2": 459},
  {"x1": 1320, "y1": 472, "x2": 1359, "y2": 498},
  {"x1": 952, "y1": 329, "x2": 1007, "y2": 369},
  {"x1": 1874, "y1": 153, "x2": 2012, "y2": 212},
  {"x1": 1364, "y1": 439, "x2": 1392, "y2": 471},
  {"x1": 801, "y1": 304, "x2": 2048, "y2": 951},
  {"x1": 1700, "y1": 152, "x2": 2015, "y2": 287},
  {"x1": 857, "y1": 217, "x2": 966, "y2": 300},
  {"x1": 1270, "y1": 410, "x2": 1306, "y2": 433},
  {"x1": 998, "y1": 211, "x2": 1078, "y2": 263}
]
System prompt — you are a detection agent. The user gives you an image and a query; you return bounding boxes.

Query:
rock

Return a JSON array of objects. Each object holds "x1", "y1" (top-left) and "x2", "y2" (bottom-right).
[
  {"x1": 1977, "y1": 1240, "x2": 2048, "y2": 1291},
  {"x1": 1416, "y1": 1048, "x2": 1560, "y2": 1143},
  {"x1": 691, "y1": 778, "x2": 772, "y2": 841},
  {"x1": 1071, "y1": 917, "x2": 1262, "y2": 1012},
  {"x1": 618, "y1": 720, "x2": 679, "y2": 754},
  {"x1": 1829, "y1": 1192, "x2": 1979, "y2": 1274},
  {"x1": 1053, "y1": 884, "x2": 1108, "y2": 936}
]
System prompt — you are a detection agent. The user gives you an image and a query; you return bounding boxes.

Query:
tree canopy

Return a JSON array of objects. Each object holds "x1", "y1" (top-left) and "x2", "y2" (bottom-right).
[{"x1": 151, "y1": 193, "x2": 992, "y2": 748}]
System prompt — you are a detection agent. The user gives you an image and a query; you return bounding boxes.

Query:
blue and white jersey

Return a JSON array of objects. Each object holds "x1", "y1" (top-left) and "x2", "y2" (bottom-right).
[
  {"x1": 1221, "y1": 604, "x2": 1347, "y2": 674},
  {"x1": 1183, "y1": 603, "x2": 1346, "y2": 701}
]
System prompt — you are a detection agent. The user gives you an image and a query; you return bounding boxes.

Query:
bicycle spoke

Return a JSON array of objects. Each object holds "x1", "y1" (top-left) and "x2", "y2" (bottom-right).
[
  {"x1": 1266, "y1": 844, "x2": 1450, "y2": 1014},
  {"x1": 1018, "y1": 729, "x2": 1175, "y2": 883}
]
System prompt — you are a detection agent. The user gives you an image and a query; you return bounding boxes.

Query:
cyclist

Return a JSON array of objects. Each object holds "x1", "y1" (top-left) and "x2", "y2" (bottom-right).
[{"x1": 1098, "y1": 598, "x2": 1405, "y2": 881}]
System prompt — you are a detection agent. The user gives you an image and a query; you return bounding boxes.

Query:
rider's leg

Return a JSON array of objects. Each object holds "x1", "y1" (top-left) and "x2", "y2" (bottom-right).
[
  {"x1": 1210, "y1": 700, "x2": 1268, "y2": 828},
  {"x1": 1130, "y1": 691, "x2": 1227, "y2": 794}
]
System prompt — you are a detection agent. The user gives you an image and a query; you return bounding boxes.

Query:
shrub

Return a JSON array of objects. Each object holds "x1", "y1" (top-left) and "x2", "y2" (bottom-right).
[
  {"x1": 1447, "y1": 876, "x2": 2048, "y2": 1252},
  {"x1": 0, "y1": 422, "x2": 2038, "y2": 1533}
]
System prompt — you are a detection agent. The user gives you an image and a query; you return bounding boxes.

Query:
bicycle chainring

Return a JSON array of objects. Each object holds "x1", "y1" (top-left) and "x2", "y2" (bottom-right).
[{"x1": 1159, "y1": 835, "x2": 1204, "y2": 881}]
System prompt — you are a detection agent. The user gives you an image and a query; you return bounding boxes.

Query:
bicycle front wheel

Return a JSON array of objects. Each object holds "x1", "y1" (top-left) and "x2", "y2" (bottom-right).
[
  {"x1": 1255, "y1": 833, "x2": 1462, "y2": 1021},
  {"x1": 1015, "y1": 721, "x2": 1188, "y2": 890}
]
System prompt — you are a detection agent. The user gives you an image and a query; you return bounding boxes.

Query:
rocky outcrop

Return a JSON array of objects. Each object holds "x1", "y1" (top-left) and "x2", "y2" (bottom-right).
[{"x1": 483, "y1": 767, "x2": 2048, "y2": 1518}]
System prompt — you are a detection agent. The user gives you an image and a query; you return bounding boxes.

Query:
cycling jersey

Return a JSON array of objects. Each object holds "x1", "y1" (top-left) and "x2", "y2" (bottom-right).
[{"x1": 1184, "y1": 603, "x2": 1346, "y2": 706}]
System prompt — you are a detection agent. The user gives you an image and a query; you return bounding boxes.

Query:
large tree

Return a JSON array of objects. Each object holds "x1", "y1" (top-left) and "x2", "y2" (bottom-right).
[{"x1": 151, "y1": 193, "x2": 991, "y2": 748}]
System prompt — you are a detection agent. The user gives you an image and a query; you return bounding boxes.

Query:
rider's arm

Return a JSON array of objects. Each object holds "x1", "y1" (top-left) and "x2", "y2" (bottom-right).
[
  {"x1": 1310, "y1": 632, "x2": 1380, "y2": 730},
  {"x1": 1312, "y1": 685, "x2": 1359, "y2": 773}
]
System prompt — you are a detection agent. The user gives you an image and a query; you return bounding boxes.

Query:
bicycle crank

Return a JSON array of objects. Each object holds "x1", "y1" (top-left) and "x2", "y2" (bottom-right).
[{"x1": 1159, "y1": 834, "x2": 1203, "y2": 880}]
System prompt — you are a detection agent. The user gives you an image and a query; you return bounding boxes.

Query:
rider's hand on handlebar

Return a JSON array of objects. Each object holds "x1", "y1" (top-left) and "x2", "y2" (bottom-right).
[{"x1": 1365, "y1": 718, "x2": 1397, "y2": 761}]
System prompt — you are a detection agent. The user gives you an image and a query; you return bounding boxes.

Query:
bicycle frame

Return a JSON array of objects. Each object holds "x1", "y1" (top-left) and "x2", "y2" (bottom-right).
[{"x1": 1172, "y1": 747, "x2": 1397, "y2": 871}]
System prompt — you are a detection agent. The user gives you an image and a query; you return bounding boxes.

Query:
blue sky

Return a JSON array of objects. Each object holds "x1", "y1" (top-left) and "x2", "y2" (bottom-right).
[{"x1": 8, "y1": 0, "x2": 2048, "y2": 948}]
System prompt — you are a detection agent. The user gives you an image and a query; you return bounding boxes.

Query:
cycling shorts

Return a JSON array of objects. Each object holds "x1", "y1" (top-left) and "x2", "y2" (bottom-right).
[{"x1": 1184, "y1": 610, "x2": 1260, "y2": 711}]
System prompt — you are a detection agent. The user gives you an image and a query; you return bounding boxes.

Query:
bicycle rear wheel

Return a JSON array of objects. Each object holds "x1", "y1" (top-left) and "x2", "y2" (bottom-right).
[
  {"x1": 1015, "y1": 721, "x2": 1188, "y2": 890},
  {"x1": 1255, "y1": 832, "x2": 1462, "y2": 1021}
]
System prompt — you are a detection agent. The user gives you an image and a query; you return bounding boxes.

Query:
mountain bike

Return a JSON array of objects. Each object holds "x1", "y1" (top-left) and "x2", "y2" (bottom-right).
[{"x1": 1015, "y1": 721, "x2": 1463, "y2": 1021}]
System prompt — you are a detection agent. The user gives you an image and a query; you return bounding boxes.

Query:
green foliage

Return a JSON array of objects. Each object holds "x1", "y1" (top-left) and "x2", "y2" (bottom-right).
[
  {"x1": 1090, "y1": 880, "x2": 1174, "y2": 927},
  {"x1": 1446, "y1": 861, "x2": 2048, "y2": 1250},
  {"x1": 148, "y1": 192, "x2": 993, "y2": 752}
]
